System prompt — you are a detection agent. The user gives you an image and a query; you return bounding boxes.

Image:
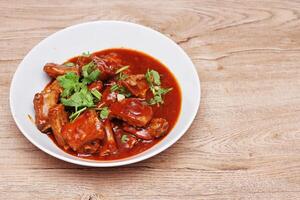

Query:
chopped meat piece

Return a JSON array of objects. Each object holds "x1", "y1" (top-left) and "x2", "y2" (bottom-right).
[
  {"x1": 123, "y1": 125, "x2": 152, "y2": 140},
  {"x1": 48, "y1": 104, "x2": 69, "y2": 149},
  {"x1": 43, "y1": 63, "x2": 79, "y2": 78},
  {"x1": 115, "y1": 129, "x2": 138, "y2": 150},
  {"x1": 121, "y1": 74, "x2": 149, "y2": 98},
  {"x1": 110, "y1": 98, "x2": 153, "y2": 127},
  {"x1": 100, "y1": 119, "x2": 118, "y2": 156},
  {"x1": 121, "y1": 134, "x2": 137, "y2": 149},
  {"x1": 113, "y1": 127, "x2": 137, "y2": 150},
  {"x1": 97, "y1": 85, "x2": 117, "y2": 107},
  {"x1": 88, "y1": 80, "x2": 103, "y2": 92},
  {"x1": 78, "y1": 140, "x2": 101, "y2": 154},
  {"x1": 147, "y1": 118, "x2": 169, "y2": 138},
  {"x1": 62, "y1": 110, "x2": 105, "y2": 154},
  {"x1": 33, "y1": 80, "x2": 61, "y2": 132},
  {"x1": 76, "y1": 56, "x2": 92, "y2": 68},
  {"x1": 92, "y1": 53, "x2": 123, "y2": 80},
  {"x1": 122, "y1": 118, "x2": 169, "y2": 140}
]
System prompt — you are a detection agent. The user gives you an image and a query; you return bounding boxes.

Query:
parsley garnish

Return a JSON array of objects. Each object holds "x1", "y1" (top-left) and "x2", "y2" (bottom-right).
[
  {"x1": 69, "y1": 107, "x2": 87, "y2": 122},
  {"x1": 81, "y1": 61, "x2": 100, "y2": 84},
  {"x1": 110, "y1": 84, "x2": 131, "y2": 97},
  {"x1": 60, "y1": 85, "x2": 94, "y2": 108},
  {"x1": 82, "y1": 51, "x2": 91, "y2": 57},
  {"x1": 99, "y1": 107, "x2": 110, "y2": 119},
  {"x1": 145, "y1": 69, "x2": 161, "y2": 86},
  {"x1": 57, "y1": 72, "x2": 103, "y2": 120},
  {"x1": 91, "y1": 89, "x2": 102, "y2": 100},
  {"x1": 145, "y1": 69, "x2": 172, "y2": 105},
  {"x1": 64, "y1": 62, "x2": 75, "y2": 67},
  {"x1": 57, "y1": 72, "x2": 81, "y2": 98},
  {"x1": 148, "y1": 87, "x2": 173, "y2": 105},
  {"x1": 115, "y1": 66, "x2": 129, "y2": 81},
  {"x1": 121, "y1": 135, "x2": 129, "y2": 143},
  {"x1": 118, "y1": 72, "x2": 128, "y2": 80},
  {"x1": 115, "y1": 65, "x2": 129, "y2": 74},
  {"x1": 110, "y1": 84, "x2": 120, "y2": 92}
]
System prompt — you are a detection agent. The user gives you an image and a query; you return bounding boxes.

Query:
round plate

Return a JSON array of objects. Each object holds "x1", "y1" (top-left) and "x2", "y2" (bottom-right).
[{"x1": 10, "y1": 21, "x2": 200, "y2": 167}]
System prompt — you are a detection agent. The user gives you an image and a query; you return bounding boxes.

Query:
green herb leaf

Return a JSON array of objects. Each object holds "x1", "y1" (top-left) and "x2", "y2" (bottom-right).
[
  {"x1": 115, "y1": 65, "x2": 129, "y2": 74},
  {"x1": 145, "y1": 69, "x2": 172, "y2": 106},
  {"x1": 111, "y1": 84, "x2": 131, "y2": 97},
  {"x1": 99, "y1": 107, "x2": 110, "y2": 119},
  {"x1": 158, "y1": 87, "x2": 173, "y2": 95},
  {"x1": 82, "y1": 69, "x2": 100, "y2": 84},
  {"x1": 82, "y1": 51, "x2": 91, "y2": 57},
  {"x1": 64, "y1": 62, "x2": 75, "y2": 67},
  {"x1": 118, "y1": 72, "x2": 129, "y2": 80},
  {"x1": 91, "y1": 89, "x2": 102, "y2": 100},
  {"x1": 118, "y1": 86, "x2": 131, "y2": 97},
  {"x1": 69, "y1": 107, "x2": 87, "y2": 122},
  {"x1": 60, "y1": 85, "x2": 94, "y2": 108},
  {"x1": 81, "y1": 61, "x2": 100, "y2": 84},
  {"x1": 148, "y1": 86, "x2": 173, "y2": 106},
  {"x1": 121, "y1": 135, "x2": 129, "y2": 143},
  {"x1": 57, "y1": 72, "x2": 81, "y2": 97},
  {"x1": 110, "y1": 84, "x2": 120, "y2": 92},
  {"x1": 82, "y1": 61, "x2": 95, "y2": 75},
  {"x1": 148, "y1": 86, "x2": 173, "y2": 105},
  {"x1": 145, "y1": 69, "x2": 161, "y2": 86}
]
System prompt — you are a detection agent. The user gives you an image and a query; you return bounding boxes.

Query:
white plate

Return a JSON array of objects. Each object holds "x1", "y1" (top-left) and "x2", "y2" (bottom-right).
[{"x1": 10, "y1": 21, "x2": 200, "y2": 167}]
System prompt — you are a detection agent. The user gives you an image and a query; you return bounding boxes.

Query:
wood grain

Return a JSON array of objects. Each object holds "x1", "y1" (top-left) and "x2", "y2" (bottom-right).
[{"x1": 1, "y1": 0, "x2": 300, "y2": 199}]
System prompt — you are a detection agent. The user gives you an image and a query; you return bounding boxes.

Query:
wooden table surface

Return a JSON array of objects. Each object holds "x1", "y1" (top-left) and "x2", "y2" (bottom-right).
[{"x1": 1, "y1": 0, "x2": 300, "y2": 199}]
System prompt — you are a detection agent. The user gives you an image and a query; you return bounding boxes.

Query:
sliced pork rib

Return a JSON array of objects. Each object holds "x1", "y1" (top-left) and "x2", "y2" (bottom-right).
[
  {"x1": 62, "y1": 110, "x2": 105, "y2": 154},
  {"x1": 33, "y1": 80, "x2": 61, "y2": 132},
  {"x1": 110, "y1": 98, "x2": 153, "y2": 127},
  {"x1": 43, "y1": 63, "x2": 79, "y2": 78}
]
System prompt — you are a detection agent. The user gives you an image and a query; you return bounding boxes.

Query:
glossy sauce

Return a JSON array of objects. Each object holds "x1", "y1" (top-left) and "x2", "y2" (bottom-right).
[{"x1": 49, "y1": 48, "x2": 181, "y2": 161}]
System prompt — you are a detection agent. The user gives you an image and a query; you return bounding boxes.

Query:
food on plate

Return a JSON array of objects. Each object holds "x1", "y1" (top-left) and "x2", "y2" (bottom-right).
[{"x1": 33, "y1": 48, "x2": 181, "y2": 160}]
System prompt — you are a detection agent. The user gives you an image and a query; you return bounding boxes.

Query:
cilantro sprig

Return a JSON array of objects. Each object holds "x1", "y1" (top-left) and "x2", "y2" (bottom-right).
[
  {"x1": 121, "y1": 135, "x2": 129, "y2": 143},
  {"x1": 69, "y1": 107, "x2": 87, "y2": 122},
  {"x1": 64, "y1": 62, "x2": 75, "y2": 67},
  {"x1": 99, "y1": 107, "x2": 110, "y2": 119},
  {"x1": 145, "y1": 69, "x2": 172, "y2": 106},
  {"x1": 57, "y1": 72, "x2": 81, "y2": 98},
  {"x1": 115, "y1": 65, "x2": 129, "y2": 81},
  {"x1": 60, "y1": 85, "x2": 94, "y2": 108},
  {"x1": 57, "y1": 70, "x2": 101, "y2": 121},
  {"x1": 115, "y1": 65, "x2": 129, "y2": 74},
  {"x1": 82, "y1": 51, "x2": 91, "y2": 57},
  {"x1": 110, "y1": 84, "x2": 131, "y2": 97},
  {"x1": 81, "y1": 61, "x2": 100, "y2": 84}
]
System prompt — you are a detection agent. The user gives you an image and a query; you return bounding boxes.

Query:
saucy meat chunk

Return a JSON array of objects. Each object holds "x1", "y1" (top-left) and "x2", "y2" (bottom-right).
[
  {"x1": 43, "y1": 63, "x2": 79, "y2": 78},
  {"x1": 123, "y1": 118, "x2": 169, "y2": 140},
  {"x1": 33, "y1": 80, "x2": 61, "y2": 132},
  {"x1": 110, "y1": 98, "x2": 153, "y2": 127},
  {"x1": 100, "y1": 119, "x2": 118, "y2": 156},
  {"x1": 97, "y1": 85, "x2": 117, "y2": 107},
  {"x1": 113, "y1": 128, "x2": 138, "y2": 150},
  {"x1": 147, "y1": 118, "x2": 169, "y2": 138},
  {"x1": 123, "y1": 125, "x2": 152, "y2": 140},
  {"x1": 121, "y1": 74, "x2": 149, "y2": 98},
  {"x1": 48, "y1": 104, "x2": 69, "y2": 149},
  {"x1": 92, "y1": 53, "x2": 122, "y2": 80},
  {"x1": 76, "y1": 56, "x2": 92, "y2": 68},
  {"x1": 62, "y1": 110, "x2": 105, "y2": 154}
]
